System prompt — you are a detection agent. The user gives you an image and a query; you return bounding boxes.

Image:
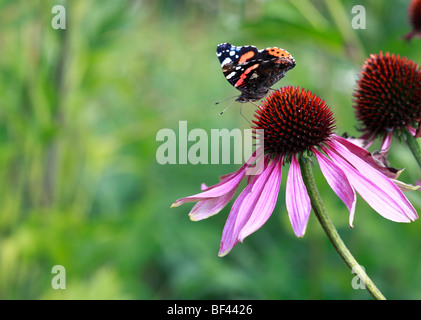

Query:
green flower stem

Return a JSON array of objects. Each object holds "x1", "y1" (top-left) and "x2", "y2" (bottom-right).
[
  {"x1": 298, "y1": 156, "x2": 386, "y2": 300},
  {"x1": 403, "y1": 129, "x2": 421, "y2": 169}
]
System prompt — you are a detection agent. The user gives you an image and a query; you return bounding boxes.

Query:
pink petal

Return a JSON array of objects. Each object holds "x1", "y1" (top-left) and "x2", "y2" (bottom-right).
[
  {"x1": 315, "y1": 150, "x2": 356, "y2": 227},
  {"x1": 333, "y1": 135, "x2": 399, "y2": 179},
  {"x1": 219, "y1": 156, "x2": 275, "y2": 256},
  {"x1": 172, "y1": 148, "x2": 264, "y2": 208},
  {"x1": 286, "y1": 155, "x2": 311, "y2": 237},
  {"x1": 380, "y1": 133, "x2": 392, "y2": 151},
  {"x1": 238, "y1": 156, "x2": 283, "y2": 242},
  {"x1": 200, "y1": 183, "x2": 210, "y2": 191},
  {"x1": 171, "y1": 161, "x2": 249, "y2": 208},
  {"x1": 406, "y1": 125, "x2": 417, "y2": 137},
  {"x1": 189, "y1": 187, "x2": 238, "y2": 221},
  {"x1": 325, "y1": 141, "x2": 418, "y2": 222}
]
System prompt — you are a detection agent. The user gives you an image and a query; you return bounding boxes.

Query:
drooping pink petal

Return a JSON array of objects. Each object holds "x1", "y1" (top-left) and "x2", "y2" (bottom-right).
[
  {"x1": 191, "y1": 172, "x2": 250, "y2": 220},
  {"x1": 219, "y1": 155, "x2": 275, "y2": 257},
  {"x1": 330, "y1": 155, "x2": 411, "y2": 222},
  {"x1": 238, "y1": 156, "x2": 283, "y2": 242},
  {"x1": 325, "y1": 141, "x2": 418, "y2": 222},
  {"x1": 333, "y1": 135, "x2": 400, "y2": 179},
  {"x1": 286, "y1": 155, "x2": 311, "y2": 237},
  {"x1": 406, "y1": 125, "x2": 417, "y2": 137},
  {"x1": 189, "y1": 187, "x2": 238, "y2": 221},
  {"x1": 380, "y1": 133, "x2": 392, "y2": 151},
  {"x1": 332, "y1": 137, "x2": 412, "y2": 205},
  {"x1": 217, "y1": 181, "x2": 256, "y2": 257},
  {"x1": 172, "y1": 148, "x2": 264, "y2": 207},
  {"x1": 314, "y1": 150, "x2": 357, "y2": 227},
  {"x1": 171, "y1": 161, "x2": 250, "y2": 208}
]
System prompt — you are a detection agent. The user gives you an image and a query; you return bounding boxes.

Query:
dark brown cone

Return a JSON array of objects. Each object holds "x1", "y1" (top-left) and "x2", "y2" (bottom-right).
[
  {"x1": 253, "y1": 87, "x2": 335, "y2": 156},
  {"x1": 354, "y1": 52, "x2": 421, "y2": 137}
]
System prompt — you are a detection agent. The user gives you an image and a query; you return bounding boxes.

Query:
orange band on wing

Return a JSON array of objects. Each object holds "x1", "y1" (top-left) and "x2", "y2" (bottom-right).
[
  {"x1": 238, "y1": 51, "x2": 255, "y2": 64},
  {"x1": 235, "y1": 64, "x2": 259, "y2": 87}
]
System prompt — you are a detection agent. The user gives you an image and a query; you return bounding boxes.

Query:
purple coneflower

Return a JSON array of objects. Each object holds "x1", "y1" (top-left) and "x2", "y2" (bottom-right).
[
  {"x1": 353, "y1": 52, "x2": 421, "y2": 165},
  {"x1": 172, "y1": 87, "x2": 418, "y2": 256}
]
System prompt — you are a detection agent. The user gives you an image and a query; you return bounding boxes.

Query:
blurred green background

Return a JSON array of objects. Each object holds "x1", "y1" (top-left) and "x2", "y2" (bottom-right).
[{"x1": 0, "y1": 0, "x2": 421, "y2": 300}]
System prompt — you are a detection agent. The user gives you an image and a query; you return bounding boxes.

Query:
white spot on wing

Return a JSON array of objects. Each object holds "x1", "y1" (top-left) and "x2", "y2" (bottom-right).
[
  {"x1": 221, "y1": 57, "x2": 232, "y2": 66},
  {"x1": 226, "y1": 72, "x2": 236, "y2": 80}
]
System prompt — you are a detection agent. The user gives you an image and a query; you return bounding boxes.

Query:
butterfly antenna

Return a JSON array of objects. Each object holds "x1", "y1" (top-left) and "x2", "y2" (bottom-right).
[
  {"x1": 250, "y1": 100, "x2": 260, "y2": 107},
  {"x1": 219, "y1": 100, "x2": 235, "y2": 115},
  {"x1": 240, "y1": 104, "x2": 252, "y2": 126},
  {"x1": 215, "y1": 95, "x2": 238, "y2": 106}
]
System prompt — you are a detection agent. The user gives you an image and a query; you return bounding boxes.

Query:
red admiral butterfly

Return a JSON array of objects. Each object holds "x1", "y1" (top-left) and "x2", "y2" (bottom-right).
[{"x1": 216, "y1": 43, "x2": 296, "y2": 103}]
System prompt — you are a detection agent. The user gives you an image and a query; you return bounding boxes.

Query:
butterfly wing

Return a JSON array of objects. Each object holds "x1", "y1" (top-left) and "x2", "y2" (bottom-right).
[
  {"x1": 216, "y1": 43, "x2": 260, "y2": 89},
  {"x1": 253, "y1": 47, "x2": 296, "y2": 89}
]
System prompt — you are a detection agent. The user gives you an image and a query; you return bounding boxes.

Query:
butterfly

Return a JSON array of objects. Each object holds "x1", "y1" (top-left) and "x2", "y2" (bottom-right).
[{"x1": 216, "y1": 43, "x2": 296, "y2": 103}]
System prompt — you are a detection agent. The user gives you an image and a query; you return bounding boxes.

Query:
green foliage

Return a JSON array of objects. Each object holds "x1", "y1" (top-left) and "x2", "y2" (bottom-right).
[{"x1": 0, "y1": 0, "x2": 420, "y2": 299}]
